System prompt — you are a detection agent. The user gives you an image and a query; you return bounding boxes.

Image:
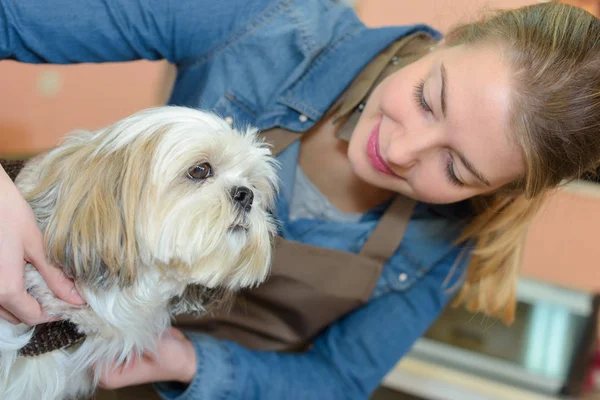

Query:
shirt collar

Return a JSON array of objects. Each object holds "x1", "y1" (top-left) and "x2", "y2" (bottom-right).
[{"x1": 276, "y1": 24, "x2": 441, "y2": 126}]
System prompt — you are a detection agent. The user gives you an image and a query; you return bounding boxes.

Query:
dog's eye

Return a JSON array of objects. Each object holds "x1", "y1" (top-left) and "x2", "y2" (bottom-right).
[{"x1": 187, "y1": 163, "x2": 213, "y2": 180}]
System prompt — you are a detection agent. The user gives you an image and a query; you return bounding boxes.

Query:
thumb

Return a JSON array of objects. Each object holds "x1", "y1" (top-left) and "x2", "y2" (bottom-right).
[{"x1": 24, "y1": 227, "x2": 86, "y2": 306}]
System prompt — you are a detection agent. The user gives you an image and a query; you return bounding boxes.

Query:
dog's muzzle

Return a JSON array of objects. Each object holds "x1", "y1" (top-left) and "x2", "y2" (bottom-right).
[
  {"x1": 230, "y1": 186, "x2": 253, "y2": 213},
  {"x1": 229, "y1": 186, "x2": 254, "y2": 233}
]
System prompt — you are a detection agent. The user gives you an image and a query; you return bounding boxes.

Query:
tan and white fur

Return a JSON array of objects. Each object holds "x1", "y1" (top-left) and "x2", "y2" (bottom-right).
[{"x1": 0, "y1": 106, "x2": 278, "y2": 400}]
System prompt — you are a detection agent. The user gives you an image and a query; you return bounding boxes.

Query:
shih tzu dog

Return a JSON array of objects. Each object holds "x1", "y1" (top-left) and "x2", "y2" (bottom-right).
[{"x1": 0, "y1": 106, "x2": 278, "y2": 400}]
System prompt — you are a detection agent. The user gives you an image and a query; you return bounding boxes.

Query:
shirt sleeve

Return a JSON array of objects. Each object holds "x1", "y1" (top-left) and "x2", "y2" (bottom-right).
[
  {"x1": 0, "y1": 0, "x2": 257, "y2": 64},
  {"x1": 154, "y1": 246, "x2": 468, "y2": 400}
]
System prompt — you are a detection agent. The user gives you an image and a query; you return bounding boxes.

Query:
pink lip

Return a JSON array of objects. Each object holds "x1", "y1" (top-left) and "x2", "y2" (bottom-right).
[{"x1": 366, "y1": 118, "x2": 396, "y2": 176}]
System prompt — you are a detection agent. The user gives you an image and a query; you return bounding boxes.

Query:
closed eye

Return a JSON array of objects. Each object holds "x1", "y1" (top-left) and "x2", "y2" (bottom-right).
[
  {"x1": 445, "y1": 154, "x2": 464, "y2": 187},
  {"x1": 413, "y1": 79, "x2": 432, "y2": 113}
]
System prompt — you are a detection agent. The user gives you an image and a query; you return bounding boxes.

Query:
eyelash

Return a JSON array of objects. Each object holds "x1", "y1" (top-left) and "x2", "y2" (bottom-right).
[
  {"x1": 413, "y1": 79, "x2": 432, "y2": 113},
  {"x1": 445, "y1": 155, "x2": 464, "y2": 187}
]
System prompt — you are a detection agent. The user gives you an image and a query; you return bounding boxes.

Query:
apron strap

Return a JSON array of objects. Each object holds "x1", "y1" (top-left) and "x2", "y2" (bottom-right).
[
  {"x1": 0, "y1": 159, "x2": 26, "y2": 182},
  {"x1": 259, "y1": 127, "x2": 416, "y2": 263},
  {"x1": 359, "y1": 195, "x2": 415, "y2": 263}
]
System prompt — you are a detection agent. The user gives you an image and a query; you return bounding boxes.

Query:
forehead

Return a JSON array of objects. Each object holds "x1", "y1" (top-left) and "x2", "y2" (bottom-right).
[{"x1": 438, "y1": 45, "x2": 524, "y2": 185}]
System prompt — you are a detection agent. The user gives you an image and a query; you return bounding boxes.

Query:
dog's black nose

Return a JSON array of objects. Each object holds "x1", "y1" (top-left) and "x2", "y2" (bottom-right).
[{"x1": 231, "y1": 186, "x2": 254, "y2": 211}]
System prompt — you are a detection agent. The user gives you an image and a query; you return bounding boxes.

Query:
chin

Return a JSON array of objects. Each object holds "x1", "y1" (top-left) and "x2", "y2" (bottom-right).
[{"x1": 0, "y1": 106, "x2": 278, "y2": 400}]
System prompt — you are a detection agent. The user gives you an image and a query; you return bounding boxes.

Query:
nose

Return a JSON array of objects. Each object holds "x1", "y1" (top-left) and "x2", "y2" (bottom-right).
[
  {"x1": 231, "y1": 186, "x2": 254, "y2": 212},
  {"x1": 386, "y1": 125, "x2": 441, "y2": 170}
]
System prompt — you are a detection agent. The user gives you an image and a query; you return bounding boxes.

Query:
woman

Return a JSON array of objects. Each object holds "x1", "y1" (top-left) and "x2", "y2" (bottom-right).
[{"x1": 0, "y1": 0, "x2": 599, "y2": 398}]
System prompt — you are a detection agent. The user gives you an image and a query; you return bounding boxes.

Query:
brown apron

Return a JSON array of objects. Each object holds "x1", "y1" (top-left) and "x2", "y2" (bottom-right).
[
  {"x1": 95, "y1": 31, "x2": 436, "y2": 399},
  {"x1": 175, "y1": 193, "x2": 415, "y2": 352}
]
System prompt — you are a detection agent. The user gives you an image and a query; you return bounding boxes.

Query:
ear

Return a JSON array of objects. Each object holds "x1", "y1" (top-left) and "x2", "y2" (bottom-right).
[
  {"x1": 23, "y1": 130, "x2": 149, "y2": 288},
  {"x1": 169, "y1": 284, "x2": 233, "y2": 316}
]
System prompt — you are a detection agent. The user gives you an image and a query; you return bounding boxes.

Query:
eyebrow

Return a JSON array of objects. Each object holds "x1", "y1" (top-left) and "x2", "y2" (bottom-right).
[
  {"x1": 440, "y1": 63, "x2": 447, "y2": 118},
  {"x1": 440, "y1": 62, "x2": 491, "y2": 187},
  {"x1": 456, "y1": 151, "x2": 492, "y2": 187}
]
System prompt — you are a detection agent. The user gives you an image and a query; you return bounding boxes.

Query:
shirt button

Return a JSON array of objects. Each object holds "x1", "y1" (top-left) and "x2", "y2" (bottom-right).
[
  {"x1": 225, "y1": 116, "x2": 234, "y2": 125},
  {"x1": 298, "y1": 114, "x2": 308, "y2": 123},
  {"x1": 398, "y1": 273, "x2": 408, "y2": 282}
]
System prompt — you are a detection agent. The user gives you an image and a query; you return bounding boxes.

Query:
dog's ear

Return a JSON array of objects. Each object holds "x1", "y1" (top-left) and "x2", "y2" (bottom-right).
[
  {"x1": 170, "y1": 284, "x2": 234, "y2": 316},
  {"x1": 23, "y1": 130, "x2": 154, "y2": 288}
]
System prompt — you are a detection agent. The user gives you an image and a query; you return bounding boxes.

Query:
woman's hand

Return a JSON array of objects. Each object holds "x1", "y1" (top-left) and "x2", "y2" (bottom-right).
[
  {"x1": 98, "y1": 327, "x2": 197, "y2": 390},
  {"x1": 0, "y1": 166, "x2": 85, "y2": 325}
]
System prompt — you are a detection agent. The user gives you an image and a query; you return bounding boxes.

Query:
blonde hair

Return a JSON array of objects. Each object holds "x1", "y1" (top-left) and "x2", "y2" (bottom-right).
[{"x1": 446, "y1": 3, "x2": 600, "y2": 323}]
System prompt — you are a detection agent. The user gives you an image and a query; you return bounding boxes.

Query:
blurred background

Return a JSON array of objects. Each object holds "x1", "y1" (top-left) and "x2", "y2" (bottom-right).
[{"x1": 1, "y1": 0, "x2": 599, "y2": 399}]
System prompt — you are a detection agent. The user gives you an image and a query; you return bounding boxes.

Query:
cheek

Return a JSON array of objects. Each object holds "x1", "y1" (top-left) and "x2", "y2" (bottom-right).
[
  {"x1": 410, "y1": 168, "x2": 448, "y2": 203},
  {"x1": 378, "y1": 81, "x2": 410, "y2": 121}
]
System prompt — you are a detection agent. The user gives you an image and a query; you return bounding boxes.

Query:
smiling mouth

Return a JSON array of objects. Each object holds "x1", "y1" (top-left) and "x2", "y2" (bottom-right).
[{"x1": 366, "y1": 118, "x2": 396, "y2": 176}]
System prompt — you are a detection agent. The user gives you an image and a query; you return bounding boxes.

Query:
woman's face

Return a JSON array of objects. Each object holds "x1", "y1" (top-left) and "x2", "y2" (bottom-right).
[{"x1": 348, "y1": 44, "x2": 525, "y2": 204}]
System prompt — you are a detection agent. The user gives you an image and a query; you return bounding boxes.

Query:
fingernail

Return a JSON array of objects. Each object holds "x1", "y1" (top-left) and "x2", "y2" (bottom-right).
[{"x1": 71, "y1": 287, "x2": 86, "y2": 304}]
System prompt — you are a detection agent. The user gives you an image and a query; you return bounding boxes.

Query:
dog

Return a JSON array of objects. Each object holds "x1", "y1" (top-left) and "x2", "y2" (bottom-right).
[{"x1": 0, "y1": 106, "x2": 278, "y2": 400}]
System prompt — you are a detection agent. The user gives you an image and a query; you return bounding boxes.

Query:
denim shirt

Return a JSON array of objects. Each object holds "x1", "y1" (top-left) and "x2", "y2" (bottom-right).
[{"x1": 2, "y1": 0, "x2": 472, "y2": 398}]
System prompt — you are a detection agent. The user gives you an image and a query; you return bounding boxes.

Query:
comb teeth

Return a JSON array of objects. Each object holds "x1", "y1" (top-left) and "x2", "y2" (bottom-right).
[
  {"x1": 19, "y1": 320, "x2": 86, "y2": 357},
  {"x1": 0, "y1": 159, "x2": 26, "y2": 181}
]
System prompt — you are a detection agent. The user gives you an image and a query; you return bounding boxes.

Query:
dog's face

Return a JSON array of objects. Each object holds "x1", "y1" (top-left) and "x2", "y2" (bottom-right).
[{"x1": 24, "y1": 107, "x2": 278, "y2": 296}]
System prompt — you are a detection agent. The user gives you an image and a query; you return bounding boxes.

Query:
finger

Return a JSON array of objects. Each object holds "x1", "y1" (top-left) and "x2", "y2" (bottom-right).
[
  {"x1": 24, "y1": 228, "x2": 85, "y2": 306},
  {"x1": 0, "y1": 306, "x2": 20, "y2": 325},
  {"x1": 98, "y1": 358, "x2": 160, "y2": 389},
  {"x1": 1, "y1": 289, "x2": 49, "y2": 326},
  {"x1": 0, "y1": 242, "x2": 50, "y2": 325}
]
